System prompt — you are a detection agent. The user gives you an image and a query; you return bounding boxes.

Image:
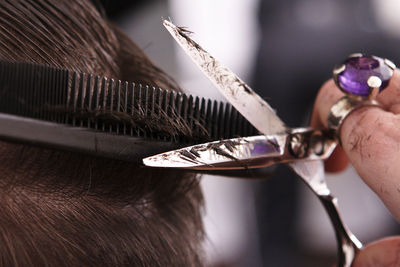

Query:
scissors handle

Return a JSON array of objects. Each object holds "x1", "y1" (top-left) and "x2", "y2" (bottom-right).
[{"x1": 319, "y1": 195, "x2": 362, "y2": 266}]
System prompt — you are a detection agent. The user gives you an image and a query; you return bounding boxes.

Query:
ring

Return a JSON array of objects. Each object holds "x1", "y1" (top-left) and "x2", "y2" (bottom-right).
[
  {"x1": 327, "y1": 96, "x2": 379, "y2": 134},
  {"x1": 333, "y1": 53, "x2": 395, "y2": 100},
  {"x1": 328, "y1": 54, "x2": 396, "y2": 139}
]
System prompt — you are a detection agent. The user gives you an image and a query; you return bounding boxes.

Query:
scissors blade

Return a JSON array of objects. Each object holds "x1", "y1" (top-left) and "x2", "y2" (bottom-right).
[
  {"x1": 163, "y1": 20, "x2": 287, "y2": 135},
  {"x1": 143, "y1": 135, "x2": 286, "y2": 170},
  {"x1": 289, "y1": 161, "x2": 330, "y2": 195}
]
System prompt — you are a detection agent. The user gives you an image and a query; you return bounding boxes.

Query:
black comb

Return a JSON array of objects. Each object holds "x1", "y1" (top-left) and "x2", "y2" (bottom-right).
[{"x1": 0, "y1": 61, "x2": 258, "y2": 163}]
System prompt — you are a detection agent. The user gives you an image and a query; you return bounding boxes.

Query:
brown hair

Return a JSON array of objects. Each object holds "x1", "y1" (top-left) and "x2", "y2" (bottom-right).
[{"x1": 0, "y1": 1, "x2": 204, "y2": 266}]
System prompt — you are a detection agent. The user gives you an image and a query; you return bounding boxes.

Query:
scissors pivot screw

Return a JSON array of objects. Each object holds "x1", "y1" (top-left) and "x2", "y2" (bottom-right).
[{"x1": 289, "y1": 133, "x2": 308, "y2": 158}]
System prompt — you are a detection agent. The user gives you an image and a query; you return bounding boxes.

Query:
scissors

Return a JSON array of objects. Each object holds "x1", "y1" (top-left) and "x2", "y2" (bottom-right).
[{"x1": 143, "y1": 20, "x2": 362, "y2": 267}]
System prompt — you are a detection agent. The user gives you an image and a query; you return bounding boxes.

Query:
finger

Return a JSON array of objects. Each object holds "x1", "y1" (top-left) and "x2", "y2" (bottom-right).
[
  {"x1": 376, "y1": 69, "x2": 400, "y2": 113},
  {"x1": 312, "y1": 71, "x2": 400, "y2": 221},
  {"x1": 352, "y1": 236, "x2": 400, "y2": 267},
  {"x1": 340, "y1": 104, "x2": 400, "y2": 221},
  {"x1": 324, "y1": 145, "x2": 348, "y2": 172},
  {"x1": 311, "y1": 80, "x2": 348, "y2": 172},
  {"x1": 311, "y1": 79, "x2": 345, "y2": 129}
]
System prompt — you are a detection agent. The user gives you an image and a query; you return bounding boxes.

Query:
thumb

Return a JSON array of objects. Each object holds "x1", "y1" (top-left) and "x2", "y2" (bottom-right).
[{"x1": 352, "y1": 236, "x2": 400, "y2": 267}]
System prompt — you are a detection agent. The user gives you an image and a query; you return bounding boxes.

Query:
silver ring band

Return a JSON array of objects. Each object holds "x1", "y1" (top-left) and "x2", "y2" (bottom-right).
[{"x1": 328, "y1": 96, "x2": 380, "y2": 134}]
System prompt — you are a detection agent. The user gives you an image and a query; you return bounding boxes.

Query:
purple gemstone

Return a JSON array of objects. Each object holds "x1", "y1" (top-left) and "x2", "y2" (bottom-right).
[{"x1": 337, "y1": 55, "x2": 393, "y2": 97}]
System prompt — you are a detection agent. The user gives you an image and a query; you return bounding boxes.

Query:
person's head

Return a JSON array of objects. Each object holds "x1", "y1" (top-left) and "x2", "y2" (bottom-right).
[{"x1": 0, "y1": 1, "x2": 204, "y2": 266}]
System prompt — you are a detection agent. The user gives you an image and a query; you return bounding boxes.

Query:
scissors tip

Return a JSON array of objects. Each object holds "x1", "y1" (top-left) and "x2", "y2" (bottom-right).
[
  {"x1": 142, "y1": 156, "x2": 159, "y2": 167},
  {"x1": 162, "y1": 19, "x2": 176, "y2": 31}
]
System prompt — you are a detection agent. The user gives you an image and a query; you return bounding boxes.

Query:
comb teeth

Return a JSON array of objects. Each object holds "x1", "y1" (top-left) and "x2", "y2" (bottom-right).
[{"x1": 0, "y1": 61, "x2": 258, "y2": 142}]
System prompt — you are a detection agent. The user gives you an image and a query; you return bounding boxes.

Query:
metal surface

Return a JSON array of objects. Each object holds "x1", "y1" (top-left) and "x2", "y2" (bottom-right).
[
  {"x1": 144, "y1": 135, "x2": 284, "y2": 170},
  {"x1": 0, "y1": 113, "x2": 183, "y2": 163},
  {"x1": 289, "y1": 160, "x2": 362, "y2": 267},
  {"x1": 143, "y1": 128, "x2": 337, "y2": 170},
  {"x1": 163, "y1": 20, "x2": 287, "y2": 136},
  {"x1": 327, "y1": 96, "x2": 379, "y2": 133},
  {"x1": 161, "y1": 20, "x2": 363, "y2": 266}
]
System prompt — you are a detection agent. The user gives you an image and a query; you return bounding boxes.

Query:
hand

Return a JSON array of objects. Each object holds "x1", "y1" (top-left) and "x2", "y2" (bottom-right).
[
  {"x1": 351, "y1": 236, "x2": 400, "y2": 267},
  {"x1": 311, "y1": 70, "x2": 400, "y2": 266},
  {"x1": 311, "y1": 70, "x2": 400, "y2": 222}
]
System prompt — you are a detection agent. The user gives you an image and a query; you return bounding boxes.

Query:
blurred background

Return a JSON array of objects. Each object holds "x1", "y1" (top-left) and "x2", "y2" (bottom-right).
[{"x1": 100, "y1": 0, "x2": 400, "y2": 266}]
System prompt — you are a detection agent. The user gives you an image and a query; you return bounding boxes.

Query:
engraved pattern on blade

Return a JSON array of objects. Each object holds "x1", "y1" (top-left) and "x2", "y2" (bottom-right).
[
  {"x1": 143, "y1": 135, "x2": 283, "y2": 170},
  {"x1": 163, "y1": 20, "x2": 287, "y2": 135}
]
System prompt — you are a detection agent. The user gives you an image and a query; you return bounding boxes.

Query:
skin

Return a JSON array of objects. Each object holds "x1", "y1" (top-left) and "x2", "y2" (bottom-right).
[{"x1": 311, "y1": 70, "x2": 400, "y2": 266}]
